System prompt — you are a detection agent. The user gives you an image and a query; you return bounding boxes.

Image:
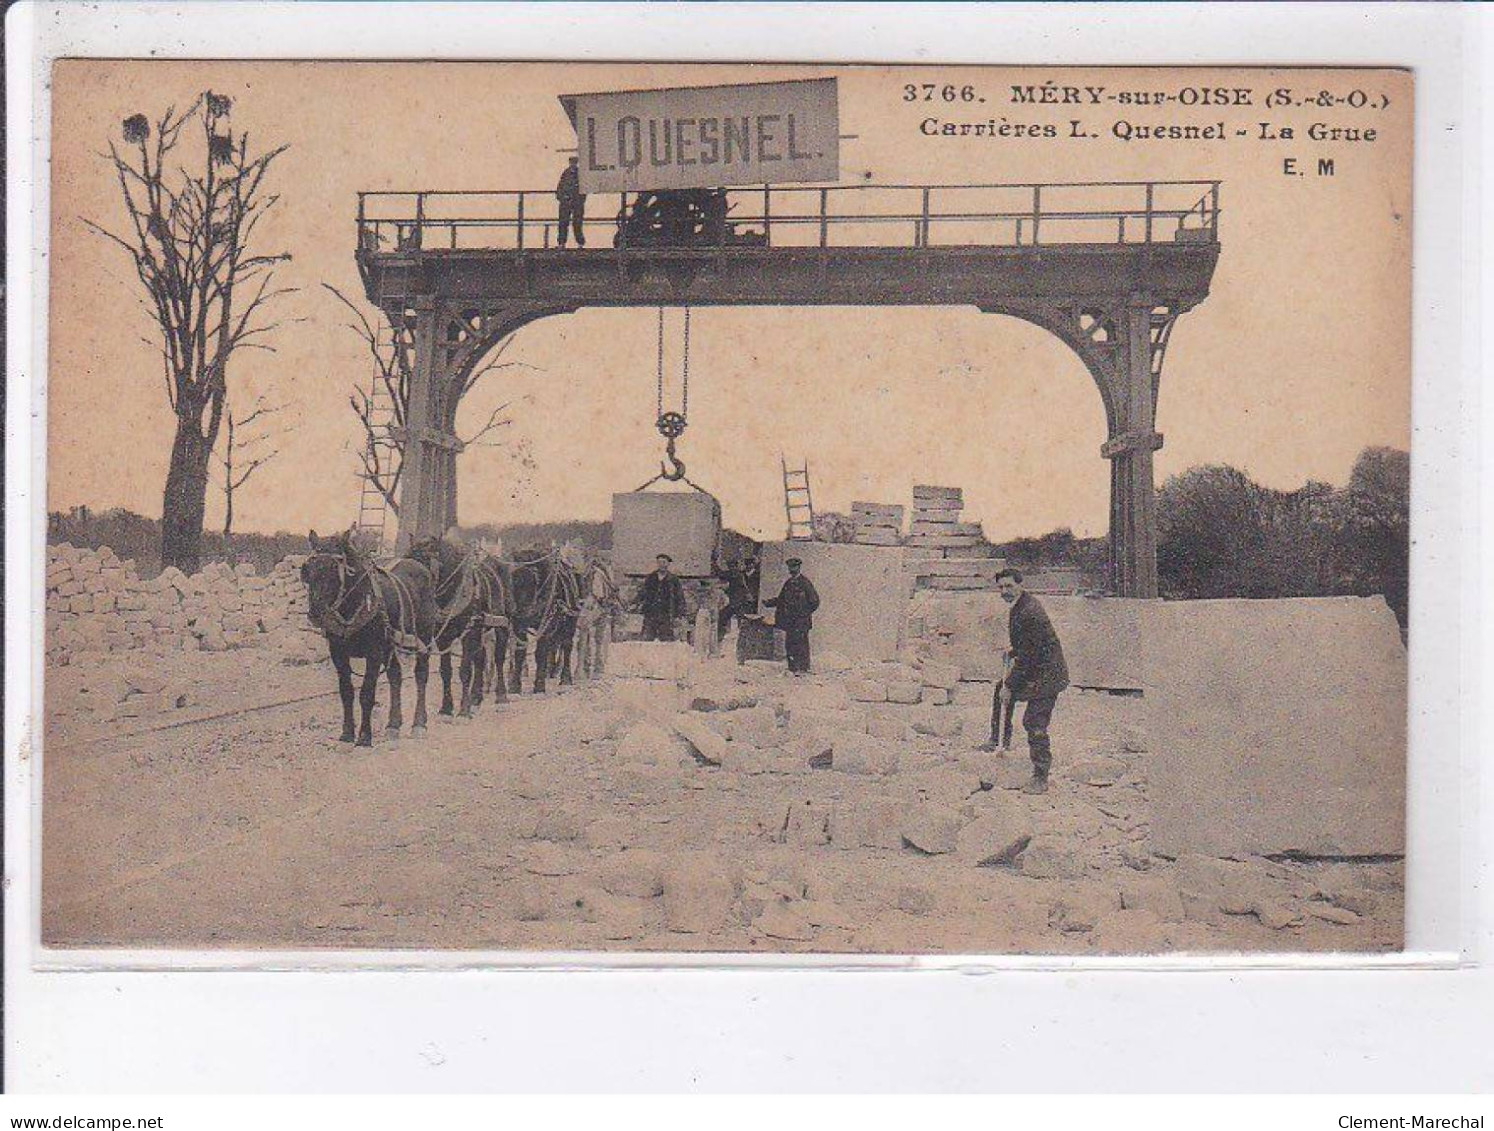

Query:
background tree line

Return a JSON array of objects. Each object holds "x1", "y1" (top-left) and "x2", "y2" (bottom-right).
[
  {"x1": 809, "y1": 446, "x2": 1409, "y2": 630},
  {"x1": 1155, "y1": 446, "x2": 1409, "y2": 629}
]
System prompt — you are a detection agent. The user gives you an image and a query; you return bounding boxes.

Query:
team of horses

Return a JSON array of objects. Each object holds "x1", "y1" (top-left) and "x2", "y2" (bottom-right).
[{"x1": 300, "y1": 530, "x2": 592, "y2": 746}]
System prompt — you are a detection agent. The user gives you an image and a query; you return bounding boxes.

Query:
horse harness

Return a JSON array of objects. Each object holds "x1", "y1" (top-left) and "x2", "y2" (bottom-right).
[
  {"x1": 306, "y1": 549, "x2": 382, "y2": 639},
  {"x1": 423, "y1": 546, "x2": 512, "y2": 651},
  {"x1": 307, "y1": 547, "x2": 428, "y2": 654},
  {"x1": 510, "y1": 551, "x2": 583, "y2": 645}
]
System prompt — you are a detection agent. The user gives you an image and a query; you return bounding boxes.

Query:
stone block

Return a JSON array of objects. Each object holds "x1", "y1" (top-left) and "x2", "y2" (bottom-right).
[
  {"x1": 829, "y1": 795, "x2": 905, "y2": 851},
  {"x1": 957, "y1": 798, "x2": 1034, "y2": 866},
  {"x1": 1091, "y1": 908, "x2": 1169, "y2": 953},
  {"x1": 754, "y1": 901, "x2": 816, "y2": 941},
  {"x1": 919, "y1": 660, "x2": 962, "y2": 690},
  {"x1": 1119, "y1": 875, "x2": 1187, "y2": 922},
  {"x1": 599, "y1": 850, "x2": 665, "y2": 898},
  {"x1": 832, "y1": 732, "x2": 899, "y2": 776},
  {"x1": 885, "y1": 680, "x2": 922, "y2": 705},
  {"x1": 910, "y1": 707, "x2": 962, "y2": 738},
  {"x1": 1020, "y1": 838, "x2": 1088, "y2": 880},
  {"x1": 758, "y1": 542, "x2": 910, "y2": 663},
  {"x1": 849, "y1": 679, "x2": 887, "y2": 703},
  {"x1": 900, "y1": 803, "x2": 963, "y2": 854},
  {"x1": 668, "y1": 713, "x2": 728, "y2": 767},
  {"x1": 724, "y1": 704, "x2": 779, "y2": 747},
  {"x1": 607, "y1": 641, "x2": 697, "y2": 681},
  {"x1": 614, "y1": 720, "x2": 686, "y2": 768},
  {"x1": 1146, "y1": 597, "x2": 1406, "y2": 858},
  {"x1": 661, "y1": 854, "x2": 743, "y2": 934}
]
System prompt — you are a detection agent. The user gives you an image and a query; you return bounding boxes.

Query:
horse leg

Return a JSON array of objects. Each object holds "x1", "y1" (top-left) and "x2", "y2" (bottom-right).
[
  {"x1": 533, "y1": 634, "x2": 549, "y2": 694},
  {"x1": 412, "y1": 652, "x2": 430, "y2": 734},
  {"x1": 468, "y1": 628, "x2": 486, "y2": 710},
  {"x1": 439, "y1": 650, "x2": 455, "y2": 716},
  {"x1": 559, "y1": 621, "x2": 575, "y2": 686},
  {"x1": 333, "y1": 644, "x2": 356, "y2": 743},
  {"x1": 357, "y1": 648, "x2": 383, "y2": 747},
  {"x1": 491, "y1": 627, "x2": 510, "y2": 705},
  {"x1": 386, "y1": 650, "x2": 404, "y2": 736},
  {"x1": 458, "y1": 627, "x2": 479, "y2": 717},
  {"x1": 511, "y1": 637, "x2": 527, "y2": 695}
]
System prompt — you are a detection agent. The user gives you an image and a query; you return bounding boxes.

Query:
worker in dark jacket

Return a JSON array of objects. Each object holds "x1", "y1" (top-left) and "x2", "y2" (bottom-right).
[
  {"x1": 991, "y1": 567, "x2": 1069, "y2": 793},
  {"x1": 556, "y1": 156, "x2": 585, "y2": 248},
  {"x1": 714, "y1": 555, "x2": 754, "y2": 643},
  {"x1": 764, "y1": 556, "x2": 820, "y2": 674},
  {"x1": 636, "y1": 553, "x2": 686, "y2": 641}
]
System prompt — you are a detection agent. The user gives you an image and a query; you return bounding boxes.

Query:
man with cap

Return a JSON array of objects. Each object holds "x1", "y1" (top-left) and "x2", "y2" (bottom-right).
[
  {"x1": 764, "y1": 556, "x2": 820, "y2": 674},
  {"x1": 636, "y1": 553, "x2": 686, "y2": 642},
  {"x1": 989, "y1": 567, "x2": 1069, "y2": 794}
]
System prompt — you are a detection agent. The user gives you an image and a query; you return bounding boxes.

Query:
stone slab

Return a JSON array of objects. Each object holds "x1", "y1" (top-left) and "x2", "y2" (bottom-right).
[
  {"x1": 1145, "y1": 596, "x2": 1406, "y2": 858},
  {"x1": 760, "y1": 541, "x2": 910, "y2": 662},
  {"x1": 906, "y1": 591, "x2": 1145, "y2": 687}
]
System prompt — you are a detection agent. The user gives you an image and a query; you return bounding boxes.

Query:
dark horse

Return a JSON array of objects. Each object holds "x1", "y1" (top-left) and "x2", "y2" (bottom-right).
[
  {"x1": 408, "y1": 536, "x2": 514, "y2": 717},
  {"x1": 300, "y1": 530, "x2": 436, "y2": 746},
  {"x1": 505, "y1": 550, "x2": 584, "y2": 695}
]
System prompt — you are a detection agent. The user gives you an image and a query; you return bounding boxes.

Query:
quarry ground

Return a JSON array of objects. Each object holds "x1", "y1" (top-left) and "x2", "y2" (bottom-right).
[{"x1": 40, "y1": 646, "x2": 1404, "y2": 956}]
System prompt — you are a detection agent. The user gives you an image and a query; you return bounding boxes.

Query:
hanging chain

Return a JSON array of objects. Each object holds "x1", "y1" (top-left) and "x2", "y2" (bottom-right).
[
  {"x1": 680, "y1": 306, "x2": 690, "y2": 418},
  {"x1": 655, "y1": 306, "x2": 691, "y2": 423},
  {"x1": 652, "y1": 307, "x2": 692, "y2": 481},
  {"x1": 655, "y1": 306, "x2": 666, "y2": 422}
]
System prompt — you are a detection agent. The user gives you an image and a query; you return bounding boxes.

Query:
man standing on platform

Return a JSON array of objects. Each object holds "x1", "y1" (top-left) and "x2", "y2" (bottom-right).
[
  {"x1": 556, "y1": 156, "x2": 586, "y2": 248},
  {"x1": 764, "y1": 556, "x2": 820, "y2": 675},
  {"x1": 990, "y1": 568, "x2": 1069, "y2": 794},
  {"x1": 637, "y1": 553, "x2": 686, "y2": 641}
]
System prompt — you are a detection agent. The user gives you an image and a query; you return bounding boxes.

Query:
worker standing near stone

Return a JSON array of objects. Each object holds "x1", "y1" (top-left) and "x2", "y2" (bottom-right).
[
  {"x1": 714, "y1": 555, "x2": 753, "y2": 644},
  {"x1": 993, "y1": 567, "x2": 1069, "y2": 794},
  {"x1": 556, "y1": 155, "x2": 586, "y2": 248},
  {"x1": 764, "y1": 556, "x2": 820, "y2": 675},
  {"x1": 636, "y1": 553, "x2": 686, "y2": 641}
]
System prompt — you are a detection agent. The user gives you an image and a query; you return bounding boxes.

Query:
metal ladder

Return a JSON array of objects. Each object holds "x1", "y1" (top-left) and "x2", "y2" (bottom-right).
[
  {"x1": 782, "y1": 456, "x2": 816, "y2": 541},
  {"x1": 354, "y1": 324, "x2": 401, "y2": 547}
]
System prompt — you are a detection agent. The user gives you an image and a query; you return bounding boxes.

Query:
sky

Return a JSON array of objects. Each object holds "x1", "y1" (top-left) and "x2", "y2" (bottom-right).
[{"x1": 46, "y1": 62, "x2": 1411, "y2": 543}]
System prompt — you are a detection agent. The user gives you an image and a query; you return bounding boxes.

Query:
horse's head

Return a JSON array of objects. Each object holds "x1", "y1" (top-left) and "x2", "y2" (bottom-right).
[
  {"x1": 408, "y1": 535, "x2": 442, "y2": 578},
  {"x1": 301, "y1": 529, "x2": 359, "y2": 626}
]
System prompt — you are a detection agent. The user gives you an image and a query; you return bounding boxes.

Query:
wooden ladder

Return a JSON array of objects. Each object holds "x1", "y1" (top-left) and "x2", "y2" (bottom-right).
[
  {"x1": 354, "y1": 326, "x2": 401, "y2": 547},
  {"x1": 782, "y1": 455, "x2": 817, "y2": 541}
]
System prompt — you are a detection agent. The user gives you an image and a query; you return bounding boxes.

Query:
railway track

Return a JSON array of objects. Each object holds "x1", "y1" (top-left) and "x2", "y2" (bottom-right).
[{"x1": 101, "y1": 688, "x2": 340, "y2": 744}]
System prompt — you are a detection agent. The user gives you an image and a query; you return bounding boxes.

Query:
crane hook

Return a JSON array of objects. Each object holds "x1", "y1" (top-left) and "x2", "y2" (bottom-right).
[{"x1": 660, "y1": 435, "x2": 687, "y2": 481}]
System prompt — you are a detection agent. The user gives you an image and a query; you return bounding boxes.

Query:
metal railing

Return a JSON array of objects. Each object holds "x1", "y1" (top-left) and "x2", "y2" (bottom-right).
[{"x1": 356, "y1": 180, "x2": 1220, "y2": 256}]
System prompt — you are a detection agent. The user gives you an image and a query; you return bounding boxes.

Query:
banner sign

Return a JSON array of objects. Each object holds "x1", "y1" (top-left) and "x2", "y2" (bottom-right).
[{"x1": 560, "y1": 78, "x2": 839, "y2": 194}]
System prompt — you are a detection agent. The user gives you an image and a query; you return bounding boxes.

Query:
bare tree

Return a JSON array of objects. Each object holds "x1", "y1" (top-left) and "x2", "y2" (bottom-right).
[
  {"x1": 215, "y1": 395, "x2": 289, "y2": 539},
  {"x1": 324, "y1": 285, "x2": 533, "y2": 518},
  {"x1": 84, "y1": 92, "x2": 293, "y2": 573}
]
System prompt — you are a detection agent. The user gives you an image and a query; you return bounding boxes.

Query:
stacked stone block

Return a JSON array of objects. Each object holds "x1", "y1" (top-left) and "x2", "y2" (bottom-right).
[
  {"x1": 45, "y1": 543, "x2": 325, "y2": 666},
  {"x1": 849, "y1": 501, "x2": 904, "y2": 546},
  {"x1": 903, "y1": 486, "x2": 1005, "y2": 591}
]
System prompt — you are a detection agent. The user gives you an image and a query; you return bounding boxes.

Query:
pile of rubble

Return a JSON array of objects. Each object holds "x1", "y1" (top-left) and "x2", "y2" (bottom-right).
[
  {"x1": 45, "y1": 543, "x2": 324, "y2": 667},
  {"x1": 539, "y1": 641, "x2": 1401, "y2": 953}
]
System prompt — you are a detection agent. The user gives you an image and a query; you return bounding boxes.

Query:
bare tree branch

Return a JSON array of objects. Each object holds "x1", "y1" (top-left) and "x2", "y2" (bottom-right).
[
  {"x1": 90, "y1": 90, "x2": 292, "y2": 568},
  {"x1": 460, "y1": 401, "x2": 515, "y2": 447}
]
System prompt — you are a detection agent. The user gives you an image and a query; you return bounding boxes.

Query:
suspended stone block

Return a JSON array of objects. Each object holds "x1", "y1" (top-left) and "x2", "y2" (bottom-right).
[
  {"x1": 611, "y1": 490, "x2": 721, "y2": 578},
  {"x1": 1145, "y1": 596, "x2": 1407, "y2": 858}
]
